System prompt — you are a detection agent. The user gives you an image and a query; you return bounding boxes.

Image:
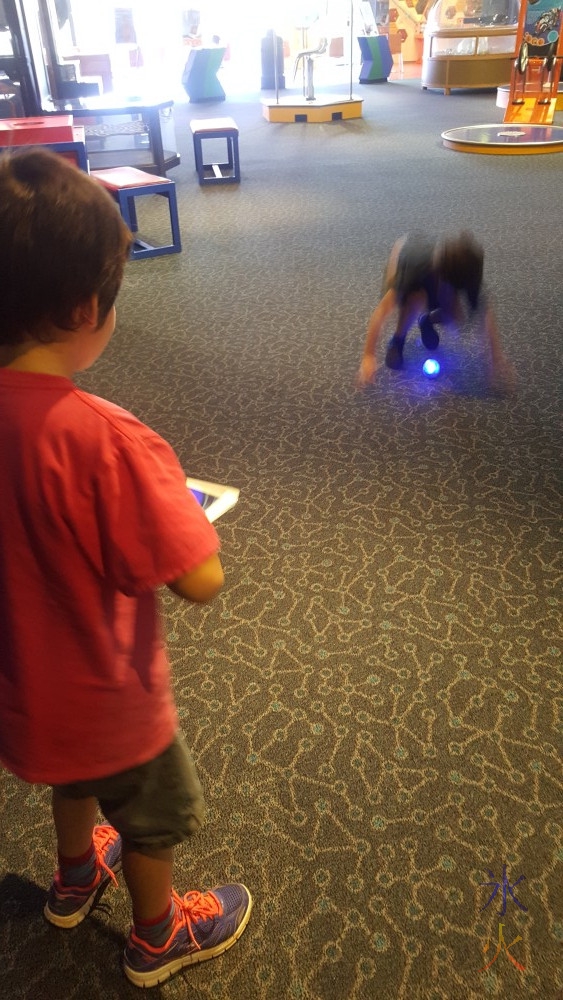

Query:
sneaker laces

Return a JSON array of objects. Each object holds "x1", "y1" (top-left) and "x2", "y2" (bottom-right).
[
  {"x1": 92, "y1": 825, "x2": 120, "y2": 888},
  {"x1": 173, "y1": 888, "x2": 223, "y2": 950}
]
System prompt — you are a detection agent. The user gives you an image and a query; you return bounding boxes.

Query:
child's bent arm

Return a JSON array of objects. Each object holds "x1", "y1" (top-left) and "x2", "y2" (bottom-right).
[
  {"x1": 357, "y1": 288, "x2": 397, "y2": 386},
  {"x1": 166, "y1": 553, "x2": 224, "y2": 602},
  {"x1": 483, "y1": 305, "x2": 504, "y2": 365},
  {"x1": 482, "y1": 305, "x2": 517, "y2": 393}
]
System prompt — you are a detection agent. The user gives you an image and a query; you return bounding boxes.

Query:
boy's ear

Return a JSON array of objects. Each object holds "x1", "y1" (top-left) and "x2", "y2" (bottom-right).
[{"x1": 72, "y1": 294, "x2": 99, "y2": 330}]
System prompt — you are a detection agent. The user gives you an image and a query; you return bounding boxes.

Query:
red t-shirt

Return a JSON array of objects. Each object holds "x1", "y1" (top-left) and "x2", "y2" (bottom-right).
[{"x1": 0, "y1": 370, "x2": 220, "y2": 784}]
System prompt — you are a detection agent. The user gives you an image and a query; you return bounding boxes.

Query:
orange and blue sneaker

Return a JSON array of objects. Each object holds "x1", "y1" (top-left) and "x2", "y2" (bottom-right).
[
  {"x1": 44, "y1": 824, "x2": 122, "y2": 929},
  {"x1": 123, "y1": 884, "x2": 252, "y2": 988}
]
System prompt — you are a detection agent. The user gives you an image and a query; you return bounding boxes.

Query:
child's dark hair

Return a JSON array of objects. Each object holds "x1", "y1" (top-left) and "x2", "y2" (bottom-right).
[
  {"x1": 435, "y1": 231, "x2": 484, "y2": 312},
  {"x1": 0, "y1": 148, "x2": 132, "y2": 345}
]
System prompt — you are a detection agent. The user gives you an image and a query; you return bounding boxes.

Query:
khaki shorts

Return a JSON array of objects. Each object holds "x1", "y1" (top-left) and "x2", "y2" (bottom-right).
[{"x1": 52, "y1": 733, "x2": 205, "y2": 853}]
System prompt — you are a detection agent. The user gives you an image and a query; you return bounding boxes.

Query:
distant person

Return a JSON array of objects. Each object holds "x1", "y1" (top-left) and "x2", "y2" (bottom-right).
[
  {"x1": 357, "y1": 231, "x2": 516, "y2": 391},
  {"x1": 0, "y1": 148, "x2": 251, "y2": 989}
]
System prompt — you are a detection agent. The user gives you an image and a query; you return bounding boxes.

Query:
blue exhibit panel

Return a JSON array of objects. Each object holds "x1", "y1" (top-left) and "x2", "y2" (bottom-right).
[
  {"x1": 182, "y1": 48, "x2": 226, "y2": 102},
  {"x1": 358, "y1": 36, "x2": 393, "y2": 83}
]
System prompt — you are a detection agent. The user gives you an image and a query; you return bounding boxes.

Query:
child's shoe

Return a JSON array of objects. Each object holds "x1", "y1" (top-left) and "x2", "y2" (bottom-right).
[
  {"x1": 418, "y1": 313, "x2": 440, "y2": 350},
  {"x1": 385, "y1": 334, "x2": 405, "y2": 369},
  {"x1": 123, "y1": 884, "x2": 252, "y2": 988},
  {"x1": 44, "y1": 824, "x2": 122, "y2": 928}
]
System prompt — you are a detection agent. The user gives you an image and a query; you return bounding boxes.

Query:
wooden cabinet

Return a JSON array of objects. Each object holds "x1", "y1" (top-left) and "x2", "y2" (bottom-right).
[
  {"x1": 422, "y1": 24, "x2": 518, "y2": 93},
  {"x1": 421, "y1": 0, "x2": 518, "y2": 95}
]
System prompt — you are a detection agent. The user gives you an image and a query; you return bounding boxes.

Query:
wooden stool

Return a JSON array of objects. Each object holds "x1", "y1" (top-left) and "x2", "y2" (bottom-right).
[
  {"x1": 190, "y1": 117, "x2": 240, "y2": 186},
  {"x1": 91, "y1": 166, "x2": 181, "y2": 260}
]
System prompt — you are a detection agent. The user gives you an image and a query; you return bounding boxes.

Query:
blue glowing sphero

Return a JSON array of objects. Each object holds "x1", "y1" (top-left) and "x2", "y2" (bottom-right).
[{"x1": 423, "y1": 359, "x2": 440, "y2": 378}]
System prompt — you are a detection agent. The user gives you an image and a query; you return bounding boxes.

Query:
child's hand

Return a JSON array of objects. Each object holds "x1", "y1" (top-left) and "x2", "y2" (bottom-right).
[{"x1": 356, "y1": 355, "x2": 379, "y2": 388}]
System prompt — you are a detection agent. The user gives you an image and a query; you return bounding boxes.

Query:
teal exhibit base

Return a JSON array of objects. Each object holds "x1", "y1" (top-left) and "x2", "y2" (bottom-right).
[
  {"x1": 358, "y1": 36, "x2": 393, "y2": 83},
  {"x1": 182, "y1": 48, "x2": 226, "y2": 103}
]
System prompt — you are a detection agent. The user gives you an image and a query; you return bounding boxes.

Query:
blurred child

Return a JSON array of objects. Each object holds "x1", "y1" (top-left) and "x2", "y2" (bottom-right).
[
  {"x1": 0, "y1": 148, "x2": 251, "y2": 989},
  {"x1": 357, "y1": 230, "x2": 516, "y2": 390}
]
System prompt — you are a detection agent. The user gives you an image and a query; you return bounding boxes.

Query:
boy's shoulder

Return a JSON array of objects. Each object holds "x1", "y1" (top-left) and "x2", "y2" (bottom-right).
[
  {"x1": 68, "y1": 386, "x2": 178, "y2": 472},
  {"x1": 70, "y1": 388, "x2": 186, "y2": 489},
  {"x1": 71, "y1": 385, "x2": 153, "y2": 442},
  {"x1": 0, "y1": 368, "x2": 169, "y2": 461}
]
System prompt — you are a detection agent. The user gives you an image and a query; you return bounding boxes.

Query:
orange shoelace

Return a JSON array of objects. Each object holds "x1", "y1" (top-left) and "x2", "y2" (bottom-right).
[
  {"x1": 173, "y1": 889, "x2": 223, "y2": 950},
  {"x1": 92, "y1": 825, "x2": 120, "y2": 888}
]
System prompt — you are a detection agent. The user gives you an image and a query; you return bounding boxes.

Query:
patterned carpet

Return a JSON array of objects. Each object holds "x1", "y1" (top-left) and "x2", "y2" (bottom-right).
[{"x1": 0, "y1": 76, "x2": 561, "y2": 1000}]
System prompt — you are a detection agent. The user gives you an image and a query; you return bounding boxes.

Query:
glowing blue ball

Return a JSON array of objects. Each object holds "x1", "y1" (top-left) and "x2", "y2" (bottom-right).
[{"x1": 423, "y1": 359, "x2": 440, "y2": 378}]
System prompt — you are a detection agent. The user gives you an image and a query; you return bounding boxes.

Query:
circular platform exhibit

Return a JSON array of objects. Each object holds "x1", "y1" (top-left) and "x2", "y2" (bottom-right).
[{"x1": 441, "y1": 122, "x2": 563, "y2": 155}]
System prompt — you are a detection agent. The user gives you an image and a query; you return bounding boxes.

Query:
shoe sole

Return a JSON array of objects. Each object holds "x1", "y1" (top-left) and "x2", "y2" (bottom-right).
[
  {"x1": 43, "y1": 861, "x2": 122, "y2": 929},
  {"x1": 123, "y1": 888, "x2": 253, "y2": 989}
]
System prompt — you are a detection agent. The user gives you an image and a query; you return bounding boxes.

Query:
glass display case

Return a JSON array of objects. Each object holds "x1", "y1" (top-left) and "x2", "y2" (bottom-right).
[
  {"x1": 45, "y1": 96, "x2": 180, "y2": 175},
  {"x1": 422, "y1": 0, "x2": 519, "y2": 94}
]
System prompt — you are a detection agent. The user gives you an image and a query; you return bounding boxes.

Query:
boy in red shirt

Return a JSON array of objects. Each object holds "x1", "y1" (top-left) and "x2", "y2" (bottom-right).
[{"x1": 0, "y1": 148, "x2": 251, "y2": 988}]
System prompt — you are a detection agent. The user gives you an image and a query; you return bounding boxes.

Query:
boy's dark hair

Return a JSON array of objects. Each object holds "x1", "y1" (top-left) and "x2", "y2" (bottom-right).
[
  {"x1": 436, "y1": 231, "x2": 484, "y2": 311},
  {"x1": 0, "y1": 148, "x2": 132, "y2": 345}
]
